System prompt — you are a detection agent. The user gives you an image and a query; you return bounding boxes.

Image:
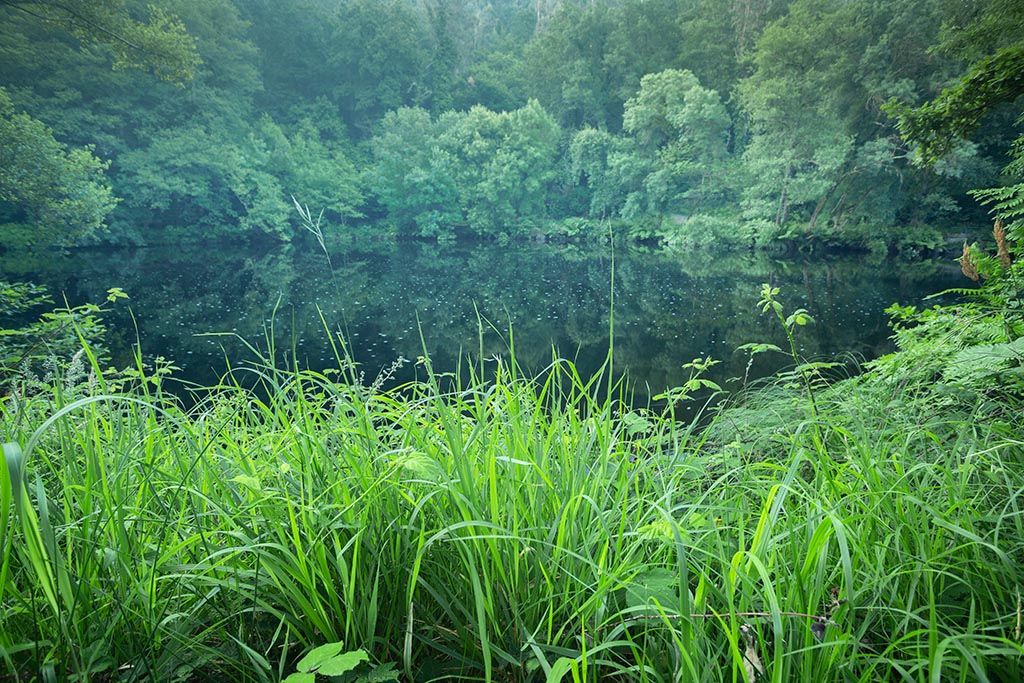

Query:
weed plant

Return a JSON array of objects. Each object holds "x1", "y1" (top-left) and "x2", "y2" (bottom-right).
[{"x1": 1, "y1": 291, "x2": 1023, "y2": 682}]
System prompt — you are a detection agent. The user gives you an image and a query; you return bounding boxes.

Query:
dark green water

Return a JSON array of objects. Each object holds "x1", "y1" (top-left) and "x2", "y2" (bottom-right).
[{"x1": 5, "y1": 240, "x2": 966, "y2": 406}]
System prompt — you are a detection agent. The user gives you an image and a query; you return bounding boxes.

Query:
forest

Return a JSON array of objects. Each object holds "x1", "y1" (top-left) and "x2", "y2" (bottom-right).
[
  {"x1": 1, "y1": 0, "x2": 1021, "y2": 251},
  {"x1": 2, "y1": 1, "x2": 1024, "y2": 682}
]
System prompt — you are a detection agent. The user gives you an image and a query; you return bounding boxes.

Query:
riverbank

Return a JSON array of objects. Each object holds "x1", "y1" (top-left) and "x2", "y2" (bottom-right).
[{"x1": 2, "y1": 281, "x2": 1021, "y2": 681}]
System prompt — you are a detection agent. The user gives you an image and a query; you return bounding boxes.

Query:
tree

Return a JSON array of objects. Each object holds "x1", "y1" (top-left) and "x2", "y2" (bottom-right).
[
  {"x1": 0, "y1": 0, "x2": 208, "y2": 248},
  {"x1": 890, "y1": 0, "x2": 1024, "y2": 252},
  {"x1": 736, "y1": 0, "x2": 861, "y2": 232},
  {"x1": 522, "y1": 2, "x2": 618, "y2": 129},
  {"x1": 568, "y1": 69, "x2": 733, "y2": 226},
  {"x1": 733, "y1": 0, "x2": 970, "y2": 239},
  {"x1": 370, "y1": 100, "x2": 561, "y2": 239},
  {"x1": 602, "y1": 0, "x2": 689, "y2": 108},
  {"x1": 369, "y1": 107, "x2": 462, "y2": 238},
  {"x1": 570, "y1": 127, "x2": 638, "y2": 219},
  {"x1": 444, "y1": 100, "x2": 561, "y2": 237},
  {"x1": 114, "y1": 122, "x2": 314, "y2": 242},
  {"x1": 621, "y1": 69, "x2": 731, "y2": 216},
  {"x1": 328, "y1": 0, "x2": 439, "y2": 136},
  {"x1": 258, "y1": 116, "x2": 364, "y2": 224},
  {"x1": 0, "y1": 87, "x2": 116, "y2": 248},
  {"x1": 888, "y1": 44, "x2": 1024, "y2": 166},
  {"x1": 0, "y1": 0, "x2": 200, "y2": 83}
]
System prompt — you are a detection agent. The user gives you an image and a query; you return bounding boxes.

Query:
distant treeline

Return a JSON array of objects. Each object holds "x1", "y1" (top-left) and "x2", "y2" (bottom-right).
[{"x1": 1, "y1": 0, "x2": 1020, "y2": 250}]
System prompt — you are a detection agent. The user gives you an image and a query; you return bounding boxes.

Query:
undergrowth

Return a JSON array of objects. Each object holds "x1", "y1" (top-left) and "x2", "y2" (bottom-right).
[{"x1": 1, "y1": 282, "x2": 1022, "y2": 682}]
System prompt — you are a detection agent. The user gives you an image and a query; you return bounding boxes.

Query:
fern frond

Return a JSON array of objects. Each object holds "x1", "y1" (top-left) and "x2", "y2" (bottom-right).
[
  {"x1": 924, "y1": 287, "x2": 986, "y2": 299},
  {"x1": 971, "y1": 183, "x2": 1024, "y2": 225}
]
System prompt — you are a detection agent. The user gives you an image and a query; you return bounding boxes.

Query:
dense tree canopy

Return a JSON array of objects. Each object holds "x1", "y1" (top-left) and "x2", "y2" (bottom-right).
[
  {"x1": 0, "y1": 87, "x2": 116, "y2": 247},
  {"x1": 890, "y1": 0, "x2": 1024, "y2": 256},
  {"x1": 0, "y1": 0, "x2": 200, "y2": 83},
  {"x1": 1, "y1": 0, "x2": 1020, "y2": 250}
]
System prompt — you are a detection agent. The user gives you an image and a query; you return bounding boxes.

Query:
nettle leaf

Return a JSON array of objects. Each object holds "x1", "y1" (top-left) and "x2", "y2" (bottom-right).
[
  {"x1": 317, "y1": 649, "x2": 369, "y2": 676},
  {"x1": 231, "y1": 474, "x2": 262, "y2": 493},
  {"x1": 684, "y1": 378, "x2": 722, "y2": 392},
  {"x1": 737, "y1": 343, "x2": 782, "y2": 356},
  {"x1": 356, "y1": 662, "x2": 400, "y2": 682},
  {"x1": 625, "y1": 568, "x2": 678, "y2": 612},
  {"x1": 786, "y1": 309, "x2": 814, "y2": 327},
  {"x1": 296, "y1": 643, "x2": 346, "y2": 673},
  {"x1": 620, "y1": 410, "x2": 654, "y2": 436},
  {"x1": 394, "y1": 451, "x2": 444, "y2": 482}
]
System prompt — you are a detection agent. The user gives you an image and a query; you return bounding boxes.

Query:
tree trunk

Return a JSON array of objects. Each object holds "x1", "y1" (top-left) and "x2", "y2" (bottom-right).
[
  {"x1": 775, "y1": 185, "x2": 788, "y2": 227},
  {"x1": 806, "y1": 194, "x2": 828, "y2": 234}
]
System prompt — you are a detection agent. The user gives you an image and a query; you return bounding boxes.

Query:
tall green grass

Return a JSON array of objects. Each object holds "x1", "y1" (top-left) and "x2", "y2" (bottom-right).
[{"x1": 1, "y1": 323, "x2": 1022, "y2": 681}]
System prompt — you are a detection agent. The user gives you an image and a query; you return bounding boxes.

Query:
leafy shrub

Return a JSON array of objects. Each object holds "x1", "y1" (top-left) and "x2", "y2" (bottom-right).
[{"x1": 0, "y1": 282, "x2": 126, "y2": 391}]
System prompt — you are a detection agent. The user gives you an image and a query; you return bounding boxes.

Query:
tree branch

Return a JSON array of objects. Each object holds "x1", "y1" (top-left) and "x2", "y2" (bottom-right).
[{"x1": 0, "y1": 0, "x2": 142, "y2": 52}]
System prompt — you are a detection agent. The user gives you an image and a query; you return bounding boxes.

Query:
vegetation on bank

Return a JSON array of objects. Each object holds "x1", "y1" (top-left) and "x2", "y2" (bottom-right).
[
  {"x1": 1, "y1": 255, "x2": 1023, "y2": 681},
  {"x1": 1, "y1": 0, "x2": 1022, "y2": 251},
  {"x1": 1, "y1": 1, "x2": 1023, "y2": 681}
]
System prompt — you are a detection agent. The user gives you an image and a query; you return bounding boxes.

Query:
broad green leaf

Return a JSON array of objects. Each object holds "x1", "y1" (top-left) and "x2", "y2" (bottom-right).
[
  {"x1": 547, "y1": 657, "x2": 578, "y2": 683},
  {"x1": 356, "y1": 661, "x2": 400, "y2": 682},
  {"x1": 231, "y1": 474, "x2": 262, "y2": 493},
  {"x1": 620, "y1": 411, "x2": 653, "y2": 436},
  {"x1": 394, "y1": 451, "x2": 444, "y2": 481},
  {"x1": 737, "y1": 343, "x2": 782, "y2": 355},
  {"x1": 625, "y1": 568, "x2": 678, "y2": 611},
  {"x1": 296, "y1": 642, "x2": 346, "y2": 673},
  {"x1": 317, "y1": 649, "x2": 369, "y2": 676}
]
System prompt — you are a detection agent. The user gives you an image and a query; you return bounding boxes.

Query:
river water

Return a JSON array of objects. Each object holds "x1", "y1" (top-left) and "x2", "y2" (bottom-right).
[{"x1": 4, "y1": 240, "x2": 967, "y2": 406}]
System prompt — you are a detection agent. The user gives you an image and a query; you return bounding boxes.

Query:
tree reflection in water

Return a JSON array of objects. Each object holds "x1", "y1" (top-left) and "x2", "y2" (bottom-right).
[{"x1": 7, "y1": 240, "x2": 964, "y2": 408}]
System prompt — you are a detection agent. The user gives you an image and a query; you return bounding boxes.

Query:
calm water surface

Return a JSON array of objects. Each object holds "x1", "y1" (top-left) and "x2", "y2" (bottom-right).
[{"x1": 6, "y1": 240, "x2": 966, "y2": 406}]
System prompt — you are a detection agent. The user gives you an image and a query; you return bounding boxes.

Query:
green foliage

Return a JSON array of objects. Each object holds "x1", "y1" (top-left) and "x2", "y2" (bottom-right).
[
  {"x1": 737, "y1": 0, "x2": 976, "y2": 236},
  {"x1": 0, "y1": 283, "x2": 126, "y2": 389},
  {"x1": 653, "y1": 356, "x2": 721, "y2": 407},
  {"x1": 264, "y1": 117, "x2": 364, "y2": 223},
  {"x1": 569, "y1": 68, "x2": 733, "y2": 231},
  {"x1": 457, "y1": 99, "x2": 563, "y2": 236},
  {"x1": 284, "y1": 642, "x2": 396, "y2": 683},
  {"x1": 758, "y1": 284, "x2": 816, "y2": 370},
  {"x1": 370, "y1": 100, "x2": 562, "y2": 239},
  {"x1": 113, "y1": 117, "x2": 363, "y2": 243},
  {"x1": 974, "y1": 182, "x2": 1024, "y2": 244},
  {"x1": 521, "y1": 0, "x2": 740, "y2": 133},
  {"x1": 569, "y1": 127, "x2": 641, "y2": 220},
  {"x1": 2, "y1": 318, "x2": 1022, "y2": 681},
  {"x1": 0, "y1": 0, "x2": 201, "y2": 84},
  {"x1": 368, "y1": 106, "x2": 467, "y2": 239},
  {"x1": 521, "y1": 2, "x2": 621, "y2": 130},
  {"x1": 2, "y1": 0, "x2": 1020, "y2": 250},
  {"x1": 329, "y1": 0, "x2": 442, "y2": 134},
  {"x1": 621, "y1": 69, "x2": 732, "y2": 218},
  {"x1": 888, "y1": 44, "x2": 1024, "y2": 165},
  {"x1": 881, "y1": 0, "x2": 1024, "y2": 418},
  {"x1": 887, "y1": 0, "x2": 1024, "y2": 167},
  {"x1": 0, "y1": 88, "x2": 117, "y2": 248},
  {"x1": 114, "y1": 124, "x2": 286, "y2": 241},
  {"x1": 736, "y1": 0, "x2": 858, "y2": 230},
  {"x1": 659, "y1": 213, "x2": 758, "y2": 249}
]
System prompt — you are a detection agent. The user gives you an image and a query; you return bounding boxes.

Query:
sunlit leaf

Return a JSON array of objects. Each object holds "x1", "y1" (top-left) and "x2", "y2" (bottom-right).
[
  {"x1": 317, "y1": 649, "x2": 368, "y2": 676},
  {"x1": 296, "y1": 642, "x2": 346, "y2": 673}
]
